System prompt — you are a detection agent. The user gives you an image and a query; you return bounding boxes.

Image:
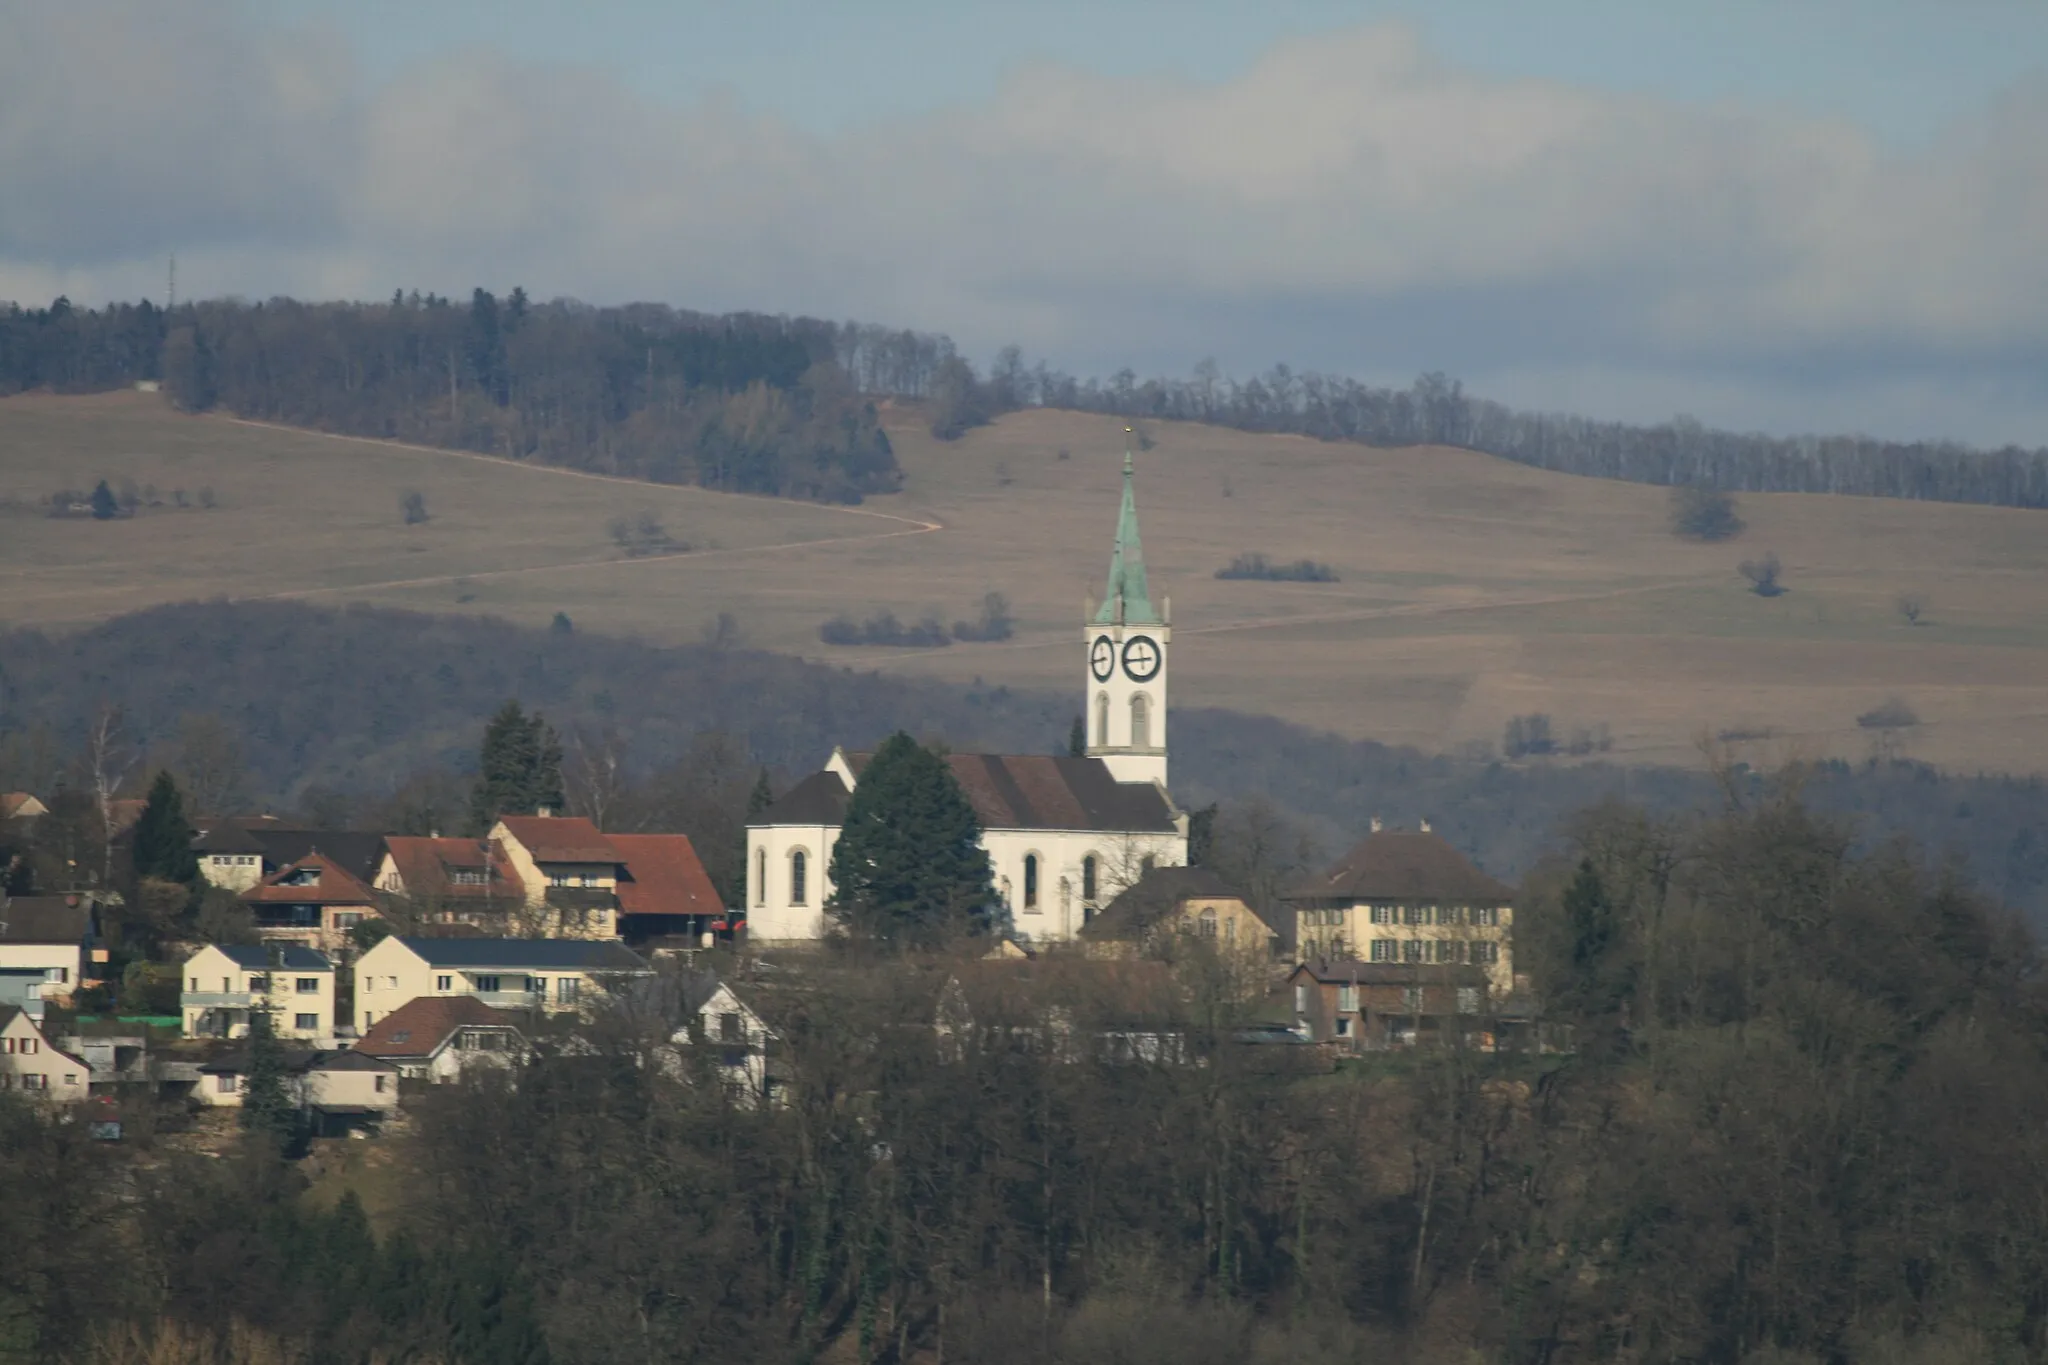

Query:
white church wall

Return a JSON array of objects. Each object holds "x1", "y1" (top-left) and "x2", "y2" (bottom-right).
[
  {"x1": 745, "y1": 823, "x2": 839, "y2": 942},
  {"x1": 987, "y1": 826, "x2": 1186, "y2": 944}
]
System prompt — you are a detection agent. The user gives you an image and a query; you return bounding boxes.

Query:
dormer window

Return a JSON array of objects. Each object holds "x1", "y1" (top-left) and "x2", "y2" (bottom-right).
[{"x1": 283, "y1": 868, "x2": 321, "y2": 886}]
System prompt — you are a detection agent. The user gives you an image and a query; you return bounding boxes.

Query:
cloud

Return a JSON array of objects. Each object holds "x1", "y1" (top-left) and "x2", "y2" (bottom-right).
[{"x1": 2, "y1": 2, "x2": 2044, "y2": 442}]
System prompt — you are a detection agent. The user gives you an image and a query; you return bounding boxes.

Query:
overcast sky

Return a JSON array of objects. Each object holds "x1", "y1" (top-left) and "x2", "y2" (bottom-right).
[{"x1": 4, "y1": 0, "x2": 2045, "y2": 444}]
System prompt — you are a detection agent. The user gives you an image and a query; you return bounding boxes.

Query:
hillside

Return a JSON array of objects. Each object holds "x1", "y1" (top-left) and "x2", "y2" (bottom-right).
[{"x1": 5, "y1": 391, "x2": 2048, "y2": 771}]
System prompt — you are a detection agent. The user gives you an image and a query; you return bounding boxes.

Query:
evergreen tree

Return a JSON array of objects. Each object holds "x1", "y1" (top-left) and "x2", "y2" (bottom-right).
[
  {"x1": 746, "y1": 769, "x2": 775, "y2": 818},
  {"x1": 1067, "y1": 714, "x2": 1086, "y2": 758},
  {"x1": 131, "y1": 769, "x2": 199, "y2": 883},
  {"x1": 469, "y1": 700, "x2": 565, "y2": 833},
  {"x1": 1186, "y1": 803, "x2": 1218, "y2": 866},
  {"x1": 240, "y1": 999, "x2": 302, "y2": 1154},
  {"x1": 89, "y1": 479, "x2": 118, "y2": 520},
  {"x1": 828, "y1": 731, "x2": 991, "y2": 945}
]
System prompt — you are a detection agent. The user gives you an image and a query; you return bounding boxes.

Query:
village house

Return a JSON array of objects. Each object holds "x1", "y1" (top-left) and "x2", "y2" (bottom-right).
[
  {"x1": 1288, "y1": 958, "x2": 1496, "y2": 1051},
  {"x1": 181, "y1": 943, "x2": 337, "y2": 1044},
  {"x1": 0, "y1": 892, "x2": 106, "y2": 1012},
  {"x1": 0, "y1": 1004, "x2": 89, "y2": 1099},
  {"x1": 353, "y1": 994, "x2": 530, "y2": 1081},
  {"x1": 748, "y1": 452, "x2": 1190, "y2": 944},
  {"x1": 303, "y1": 1051, "x2": 402, "y2": 1134},
  {"x1": 1284, "y1": 824, "x2": 1517, "y2": 994},
  {"x1": 489, "y1": 814, "x2": 627, "y2": 939},
  {"x1": 190, "y1": 817, "x2": 384, "y2": 894},
  {"x1": 0, "y1": 793, "x2": 49, "y2": 823},
  {"x1": 625, "y1": 969, "x2": 777, "y2": 1103},
  {"x1": 373, "y1": 835, "x2": 525, "y2": 924},
  {"x1": 351, "y1": 935, "x2": 652, "y2": 1033},
  {"x1": 242, "y1": 853, "x2": 379, "y2": 954},
  {"x1": 1078, "y1": 865, "x2": 1278, "y2": 960}
]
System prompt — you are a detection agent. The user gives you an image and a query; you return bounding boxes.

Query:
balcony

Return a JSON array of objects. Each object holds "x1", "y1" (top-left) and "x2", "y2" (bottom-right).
[
  {"x1": 183, "y1": 992, "x2": 255, "y2": 1009},
  {"x1": 471, "y1": 988, "x2": 546, "y2": 1009}
]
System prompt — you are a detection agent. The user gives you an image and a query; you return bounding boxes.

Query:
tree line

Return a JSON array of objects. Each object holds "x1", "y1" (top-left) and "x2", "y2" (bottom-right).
[
  {"x1": 2, "y1": 293, "x2": 901, "y2": 504},
  {"x1": 9, "y1": 293, "x2": 2048, "y2": 509},
  {"x1": 11, "y1": 783, "x2": 2048, "y2": 1363}
]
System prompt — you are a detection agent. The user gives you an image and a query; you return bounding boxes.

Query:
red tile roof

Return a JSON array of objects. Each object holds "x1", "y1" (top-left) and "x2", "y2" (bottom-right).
[
  {"x1": 380, "y1": 836, "x2": 524, "y2": 902},
  {"x1": 242, "y1": 852, "x2": 378, "y2": 906},
  {"x1": 609, "y1": 834, "x2": 724, "y2": 918},
  {"x1": 0, "y1": 793, "x2": 47, "y2": 820},
  {"x1": 494, "y1": 815, "x2": 619, "y2": 864},
  {"x1": 353, "y1": 994, "x2": 525, "y2": 1059}
]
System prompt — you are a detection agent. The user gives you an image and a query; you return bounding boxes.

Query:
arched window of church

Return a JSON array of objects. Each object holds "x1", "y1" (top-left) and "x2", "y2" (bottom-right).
[
  {"x1": 1023, "y1": 854, "x2": 1039, "y2": 909},
  {"x1": 1198, "y1": 907, "x2": 1218, "y2": 939},
  {"x1": 755, "y1": 847, "x2": 766, "y2": 906},
  {"x1": 1096, "y1": 692, "x2": 1110, "y2": 747},
  {"x1": 1130, "y1": 693, "x2": 1151, "y2": 749},
  {"x1": 790, "y1": 849, "x2": 808, "y2": 905},
  {"x1": 1082, "y1": 854, "x2": 1098, "y2": 902}
]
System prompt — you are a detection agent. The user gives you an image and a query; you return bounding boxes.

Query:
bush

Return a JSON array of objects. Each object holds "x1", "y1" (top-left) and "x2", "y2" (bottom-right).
[
  {"x1": 819, "y1": 611, "x2": 951, "y2": 648},
  {"x1": 609, "y1": 511, "x2": 685, "y2": 557},
  {"x1": 1670, "y1": 485, "x2": 1746, "y2": 541},
  {"x1": 1503, "y1": 713, "x2": 1556, "y2": 758},
  {"x1": 1857, "y1": 698, "x2": 1919, "y2": 730},
  {"x1": 1740, "y1": 552, "x2": 1786, "y2": 596},
  {"x1": 952, "y1": 592, "x2": 1015, "y2": 643},
  {"x1": 401, "y1": 489, "x2": 430, "y2": 524},
  {"x1": 1215, "y1": 553, "x2": 1339, "y2": 582}
]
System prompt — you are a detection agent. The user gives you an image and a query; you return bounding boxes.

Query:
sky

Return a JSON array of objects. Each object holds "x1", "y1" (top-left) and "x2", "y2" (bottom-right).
[{"x1": 3, "y1": 0, "x2": 2046, "y2": 444}]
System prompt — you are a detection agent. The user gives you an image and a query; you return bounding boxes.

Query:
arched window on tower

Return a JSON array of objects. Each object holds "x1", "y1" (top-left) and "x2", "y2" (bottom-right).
[
  {"x1": 1095, "y1": 692, "x2": 1110, "y2": 748},
  {"x1": 1082, "y1": 854, "x2": 1099, "y2": 903},
  {"x1": 755, "y1": 847, "x2": 766, "y2": 906},
  {"x1": 1130, "y1": 693, "x2": 1151, "y2": 749},
  {"x1": 790, "y1": 849, "x2": 808, "y2": 905},
  {"x1": 1023, "y1": 853, "x2": 1039, "y2": 910}
]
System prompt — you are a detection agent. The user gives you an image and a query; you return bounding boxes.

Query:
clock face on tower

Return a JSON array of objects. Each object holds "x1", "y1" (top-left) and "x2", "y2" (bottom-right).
[
  {"x1": 1089, "y1": 635, "x2": 1116, "y2": 682},
  {"x1": 1121, "y1": 635, "x2": 1161, "y2": 682}
]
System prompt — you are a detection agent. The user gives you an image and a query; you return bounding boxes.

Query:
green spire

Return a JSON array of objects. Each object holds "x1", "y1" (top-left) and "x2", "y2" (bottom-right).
[{"x1": 1094, "y1": 434, "x2": 1160, "y2": 625}]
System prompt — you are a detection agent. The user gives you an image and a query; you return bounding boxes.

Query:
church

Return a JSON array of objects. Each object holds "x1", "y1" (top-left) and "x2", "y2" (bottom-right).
[{"x1": 746, "y1": 449, "x2": 1190, "y2": 943}]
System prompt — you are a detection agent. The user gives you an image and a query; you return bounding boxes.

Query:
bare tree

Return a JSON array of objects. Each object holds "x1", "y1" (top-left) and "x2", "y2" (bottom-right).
[
  {"x1": 81, "y1": 703, "x2": 134, "y2": 885},
  {"x1": 565, "y1": 725, "x2": 630, "y2": 832},
  {"x1": 172, "y1": 711, "x2": 250, "y2": 815},
  {"x1": 1739, "y1": 552, "x2": 1786, "y2": 597},
  {"x1": 1895, "y1": 593, "x2": 1926, "y2": 626}
]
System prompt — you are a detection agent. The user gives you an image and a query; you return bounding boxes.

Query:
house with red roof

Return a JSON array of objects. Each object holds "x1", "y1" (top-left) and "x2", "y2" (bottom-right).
[
  {"x1": 352, "y1": 993, "x2": 530, "y2": 1081},
  {"x1": 373, "y1": 835, "x2": 527, "y2": 928},
  {"x1": 485, "y1": 815, "x2": 727, "y2": 944},
  {"x1": 241, "y1": 852, "x2": 379, "y2": 954}
]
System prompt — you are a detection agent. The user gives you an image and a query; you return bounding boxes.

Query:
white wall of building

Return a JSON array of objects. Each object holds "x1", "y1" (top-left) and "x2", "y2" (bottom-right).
[
  {"x1": 1082, "y1": 619, "x2": 1170, "y2": 788},
  {"x1": 985, "y1": 826, "x2": 1185, "y2": 943},
  {"x1": 745, "y1": 822, "x2": 839, "y2": 943}
]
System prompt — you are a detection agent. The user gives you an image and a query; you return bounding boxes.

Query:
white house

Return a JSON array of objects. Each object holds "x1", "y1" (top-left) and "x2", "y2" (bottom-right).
[
  {"x1": 747, "y1": 450, "x2": 1188, "y2": 943},
  {"x1": 631, "y1": 969, "x2": 778, "y2": 1104},
  {"x1": 0, "y1": 894, "x2": 104, "y2": 1011},
  {"x1": 0, "y1": 1005, "x2": 90, "y2": 1101},
  {"x1": 353, "y1": 994, "x2": 529, "y2": 1081},
  {"x1": 351, "y1": 936, "x2": 652, "y2": 1034},
  {"x1": 181, "y1": 943, "x2": 336, "y2": 1044}
]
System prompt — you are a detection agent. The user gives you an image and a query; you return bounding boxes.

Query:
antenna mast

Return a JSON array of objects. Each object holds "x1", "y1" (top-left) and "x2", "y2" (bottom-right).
[{"x1": 166, "y1": 255, "x2": 176, "y2": 313}]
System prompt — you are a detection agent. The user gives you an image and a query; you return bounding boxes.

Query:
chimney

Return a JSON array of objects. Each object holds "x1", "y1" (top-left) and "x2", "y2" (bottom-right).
[
  {"x1": 1419, "y1": 817, "x2": 1432, "y2": 833},
  {"x1": 537, "y1": 806, "x2": 555, "y2": 819},
  {"x1": 1369, "y1": 816, "x2": 1382, "y2": 833}
]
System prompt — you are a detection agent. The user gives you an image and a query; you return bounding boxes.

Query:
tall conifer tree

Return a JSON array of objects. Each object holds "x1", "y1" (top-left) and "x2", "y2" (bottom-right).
[
  {"x1": 131, "y1": 769, "x2": 199, "y2": 883},
  {"x1": 828, "y1": 732, "x2": 991, "y2": 945},
  {"x1": 469, "y1": 701, "x2": 566, "y2": 833}
]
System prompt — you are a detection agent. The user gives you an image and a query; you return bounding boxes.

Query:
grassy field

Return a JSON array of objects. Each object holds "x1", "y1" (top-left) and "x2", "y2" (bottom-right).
[{"x1": 6, "y1": 390, "x2": 2048, "y2": 773}]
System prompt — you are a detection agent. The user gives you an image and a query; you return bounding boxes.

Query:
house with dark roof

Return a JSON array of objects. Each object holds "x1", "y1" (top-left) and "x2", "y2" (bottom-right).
[
  {"x1": 0, "y1": 893, "x2": 105, "y2": 1012},
  {"x1": 350, "y1": 935, "x2": 652, "y2": 1033},
  {"x1": 1284, "y1": 825, "x2": 1517, "y2": 993},
  {"x1": 353, "y1": 994, "x2": 529, "y2": 1081},
  {"x1": 1077, "y1": 866, "x2": 1278, "y2": 985},
  {"x1": 747, "y1": 449, "x2": 1190, "y2": 945},
  {"x1": 181, "y1": 943, "x2": 337, "y2": 1043},
  {"x1": 1288, "y1": 958, "x2": 1499, "y2": 1052},
  {"x1": 242, "y1": 853, "x2": 379, "y2": 954},
  {"x1": 192, "y1": 818, "x2": 387, "y2": 894}
]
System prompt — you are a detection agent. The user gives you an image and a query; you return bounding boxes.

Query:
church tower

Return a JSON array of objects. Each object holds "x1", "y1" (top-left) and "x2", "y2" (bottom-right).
[{"x1": 1084, "y1": 444, "x2": 1170, "y2": 788}]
